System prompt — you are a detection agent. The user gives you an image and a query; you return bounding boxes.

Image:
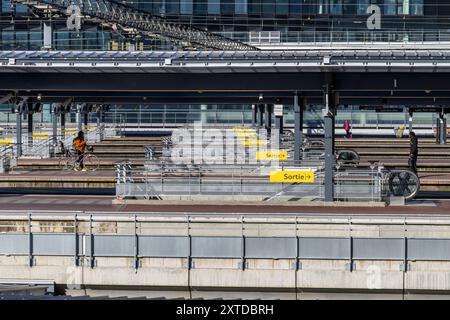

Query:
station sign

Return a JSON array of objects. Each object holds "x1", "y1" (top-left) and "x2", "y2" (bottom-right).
[
  {"x1": 0, "y1": 139, "x2": 13, "y2": 145},
  {"x1": 242, "y1": 139, "x2": 267, "y2": 147},
  {"x1": 32, "y1": 132, "x2": 49, "y2": 140},
  {"x1": 269, "y1": 169, "x2": 315, "y2": 183},
  {"x1": 256, "y1": 150, "x2": 288, "y2": 161}
]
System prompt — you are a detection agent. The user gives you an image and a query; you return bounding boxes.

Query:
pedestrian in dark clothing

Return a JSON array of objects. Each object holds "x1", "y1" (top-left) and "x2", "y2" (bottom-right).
[{"x1": 409, "y1": 131, "x2": 418, "y2": 174}]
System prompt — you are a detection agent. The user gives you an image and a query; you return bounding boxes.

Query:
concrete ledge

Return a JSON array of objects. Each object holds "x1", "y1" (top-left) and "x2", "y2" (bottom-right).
[{"x1": 112, "y1": 198, "x2": 387, "y2": 207}]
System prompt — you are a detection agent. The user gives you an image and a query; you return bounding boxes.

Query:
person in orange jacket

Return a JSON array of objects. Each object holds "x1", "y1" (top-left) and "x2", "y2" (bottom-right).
[{"x1": 73, "y1": 131, "x2": 87, "y2": 171}]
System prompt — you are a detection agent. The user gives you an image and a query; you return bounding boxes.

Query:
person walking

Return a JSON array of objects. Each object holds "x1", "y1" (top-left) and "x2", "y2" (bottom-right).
[
  {"x1": 344, "y1": 120, "x2": 352, "y2": 139},
  {"x1": 409, "y1": 131, "x2": 418, "y2": 174}
]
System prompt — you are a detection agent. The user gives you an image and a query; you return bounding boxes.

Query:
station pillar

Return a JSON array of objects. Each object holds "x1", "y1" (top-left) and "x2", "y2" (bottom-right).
[
  {"x1": 258, "y1": 104, "x2": 264, "y2": 128},
  {"x1": 252, "y1": 105, "x2": 257, "y2": 127},
  {"x1": 27, "y1": 111, "x2": 33, "y2": 148},
  {"x1": 437, "y1": 112, "x2": 447, "y2": 145},
  {"x1": 323, "y1": 78, "x2": 335, "y2": 202},
  {"x1": 274, "y1": 104, "x2": 283, "y2": 145},
  {"x1": 76, "y1": 105, "x2": 82, "y2": 132},
  {"x1": 294, "y1": 95, "x2": 304, "y2": 161},
  {"x1": 16, "y1": 112, "x2": 22, "y2": 157},
  {"x1": 408, "y1": 110, "x2": 413, "y2": 134},
  {"x1": 83, "y1": 113, "x2": 88, "y2": 130},
  {"x1": 265, "y1": 104, "x2": 272, "y2": 135},
  {"x1": 60, "y1": 112, "x2": 66, "y2": 142},
  {"x1": 51, "y1": 104, "x2": 58, "y2": 147}
]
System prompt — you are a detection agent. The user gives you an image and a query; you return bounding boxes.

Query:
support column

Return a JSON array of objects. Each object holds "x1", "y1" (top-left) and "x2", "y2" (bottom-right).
[
  {"x1": 408, "y1": 110, "x2": 413, "y2": 134},
  {"x1": 52, "y1": 105, "x2": 58, "y2": 147},
  {"x1": 76, "y1": 105, "x2": 82, "y2": 132},
  {"x1": 83, "y1": 113, "x2": 88, "y2": 130},
  {"x1": 437, "y1": 112, "x2": 447, "y2": 145},
  {"x1": 274, "y1": 104, "x2": 283, "y2": 146},
  {"x1": 27, "y1": 112, "x2": 33, "y2": 148},
  {"x1": 294, "y1": 95, "x2": 304, "y2": 161},
  {"x1": 16, "y1": 112, "x2": 22, "y2": 157},
  {"x1": 60, "y1": 112, "x2": 66, "y2": 142},
  {"x1": 265, "y1": 104, "x2": 272, "y2": 135},
  {"x1": 258, "y1": 104, "x2": 264, "y2": 128},
  {"x1": 43, "y1": 21, "x2": 52, "y2": 50},
  {"x1": 323, "y1": 79, "x2": 336, "y2": 202},
  {"x1": 324, "y1": 114, "x2": 335, "y2": 201},
  {"x1": 252, "y1": 104, "x2": 257, "y2": 127}
]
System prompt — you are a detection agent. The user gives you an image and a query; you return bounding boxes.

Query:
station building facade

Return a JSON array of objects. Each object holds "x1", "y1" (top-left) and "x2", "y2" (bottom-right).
[{"x1": 0, "y1": 0, "x2": 446, "y2": 129}]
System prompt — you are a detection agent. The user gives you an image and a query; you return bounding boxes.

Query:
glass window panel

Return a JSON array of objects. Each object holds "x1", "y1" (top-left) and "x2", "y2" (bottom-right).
[
  {"x1": 235, "y1": 0, "x2": 247, "y2": 14},
  {"x1": 221, "y1": 0, "x2": 234, "y2": 14},
  {"x1": 289, "y1": 0, "x2": 301, "y2": 15},
  {"x1": 166, "y1": 0, "x2": 180, "y2": 14},
  {"x1": 410, "y1": 0, "x2": 423, "y2": 15},
  {"x1": 276, "y1": 0, "x2": 289, "y2": 14},
  {"x1": 180, "y1": 0, "x2": 193, "y2": 14},
  {"x1": 357, "y1": 0, "x2": 369, "y2": 15},
  {"x1": 330, "y1": 0, "x2": 342, "y2": 14},
  {"x1": 384, "y1": 0, "x2": 396, "y2": 15}
]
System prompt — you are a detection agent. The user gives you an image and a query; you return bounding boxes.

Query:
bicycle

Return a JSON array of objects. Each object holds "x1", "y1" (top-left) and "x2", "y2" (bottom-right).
[{"x1": 59, "y1": 145, "x2": 99, "y2": 171}]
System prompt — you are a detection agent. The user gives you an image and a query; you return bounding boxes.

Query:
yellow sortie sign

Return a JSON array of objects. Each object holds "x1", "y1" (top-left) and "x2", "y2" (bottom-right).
[
  {"x1": 270, "y1": 170, "x2": 315, "y2": 183},
  {"x1": 0, "y1": 139, "x2": 13, "y2": 145},
  {"x1": 32, "y1": 132, "x2": 49, "y2": 139},
  {"x1": 256, "y1": 151, "x2": 288, "y2": 161},
  {"x1": 242, "y1": 139, "x2": 267, "y2": 147}
]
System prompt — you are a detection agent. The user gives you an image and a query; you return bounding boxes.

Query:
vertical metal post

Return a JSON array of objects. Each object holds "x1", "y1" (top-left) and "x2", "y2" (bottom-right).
[
  {"x1": 74, "y1": 214, "x2": 79, "y2": 266},
  {"x1": 60, "y1": 112, "x2": 66, "y2": 142},
  {"x1": 16, "y1": 112, "x2": 22, "y2": 157},
  {"x1": 324, "y1": 114, "x2": 335, "y2": 202},
  {"x1": 258, "y1": 104, "x2": 264, "y2": 127},
  {"x1": 265, "y1": 104, "x2": 272, "y2": 135},
  {"x1": 438, "y1": 112, "x2": 447, "y2": 145},
  {"x1": 240, "y1": 216, "x2": 246, "y2": 270},
  {"x1": 408, "y1": 110, "x2": 413, "y2": 134},
  {"x1": 295, "y1": 216, "x2": 300, "y2": 270},
  {"x1": 347, "y1": 218, "x2": 354, "y2": 271},
  {"x1": 294, "y1": 94, "x2": 304, "y2": 161},
  {"x1": 77, "y1": 105, "x2": 82, "y2": 132},
  {"x1": 52, "y1": 104, "x2": 58, "y2": 147},
  {"x1": 187, "y1": 216, "x2": 192, "y2": 269},
  {"x1": 89, "y1": 214, "x2": 95, "y2": 268},
  {"x1": 27, "y1": 112, "x2": 33, "y2": 148},
  {"x1": 133, "y1": 214, "x2": 139, "y2": 271},
  {"x1": 83, "y1": 112, "x2": 88, "y2": 131},
  {"x1": 252, "y1": 104, "x2": 257, "y2": 127},
  {"x1": 28, "y1": 212, "x2": 34, "y2": 267},
  {"x1": 324, "y1": 81, "x2": 335, "y2": 202}
]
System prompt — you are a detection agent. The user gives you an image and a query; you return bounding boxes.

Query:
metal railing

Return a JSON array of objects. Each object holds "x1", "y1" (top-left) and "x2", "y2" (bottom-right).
[
  {"x1": 115, "y1": 160, "x2": 387, "y2": 202},
  {"x1": 0, "y1": 145, "x2": 17, "y2": 173},
  {"x1": 221, "y1": 30, "x2": 450, "y2": 45}
]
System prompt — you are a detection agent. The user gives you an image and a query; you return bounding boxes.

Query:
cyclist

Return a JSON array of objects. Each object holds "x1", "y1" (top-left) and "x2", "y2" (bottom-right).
[{"x1": 73, "y1": 131, "x2": 87, "y2": 171}]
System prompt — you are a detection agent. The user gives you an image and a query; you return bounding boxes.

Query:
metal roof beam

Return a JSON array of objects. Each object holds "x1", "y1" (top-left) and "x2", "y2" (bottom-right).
[{"x1": 12, "y1": 0, "x2": 257, "y2": 51}]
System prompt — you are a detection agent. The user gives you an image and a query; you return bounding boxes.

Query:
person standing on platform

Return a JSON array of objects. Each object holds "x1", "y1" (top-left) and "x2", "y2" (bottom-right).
[{"x1": 409, "y1": 131, "x2": 418, "y2": 174}]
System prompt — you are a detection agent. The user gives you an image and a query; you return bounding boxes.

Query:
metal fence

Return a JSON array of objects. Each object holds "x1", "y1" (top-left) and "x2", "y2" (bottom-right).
[
  {"x1": 2, "y1": 212, "x2": 450, "y2": 270},
  {"x1": 115, "y1": 160, "x2": 387, "y2": 202}
]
